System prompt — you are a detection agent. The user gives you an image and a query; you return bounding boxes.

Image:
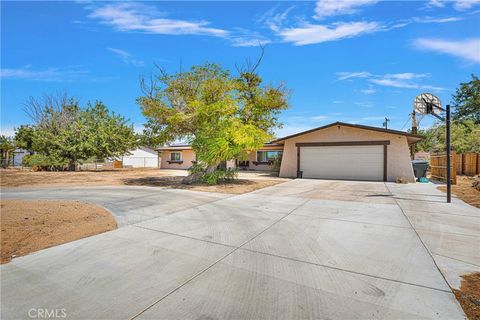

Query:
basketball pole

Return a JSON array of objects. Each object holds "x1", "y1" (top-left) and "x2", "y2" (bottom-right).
[{"x1": 446, "y1": 104, "x2": 451, "y2": 203}]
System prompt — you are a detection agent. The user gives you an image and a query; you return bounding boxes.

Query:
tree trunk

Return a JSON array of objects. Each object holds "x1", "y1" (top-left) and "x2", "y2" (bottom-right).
[
  {"x1": 182, "y1": 162, "x2": 219, "y2": 185},
  {"x1": 4, "y1": 150, "x2": 9, "y2": 168},
  {"x1": 68, "y1": 159, "x2": 76, "y2": 172}
]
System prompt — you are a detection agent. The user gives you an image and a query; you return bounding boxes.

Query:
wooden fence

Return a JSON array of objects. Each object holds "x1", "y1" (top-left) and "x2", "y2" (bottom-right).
[
  {"x1": 453, "y1": 153, "x2": 480, "y2": 176},
  {"x1": 430, "y1": 152, "x2": 457, "y2": 184}
]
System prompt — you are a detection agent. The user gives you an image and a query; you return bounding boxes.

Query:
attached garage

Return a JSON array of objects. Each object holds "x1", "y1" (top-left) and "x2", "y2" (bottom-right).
[
  {"x1": 274, "y1": 122, "x2": 423, "y2": 183},
  {"x1": 299, "y1": 143, "x2": 386, "y2": 181}
]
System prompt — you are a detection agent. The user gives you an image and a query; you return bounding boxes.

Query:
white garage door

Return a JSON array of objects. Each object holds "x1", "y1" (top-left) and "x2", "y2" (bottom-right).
[{"x1": 299, "y1": 145, "x2": 384, "y2": 181}]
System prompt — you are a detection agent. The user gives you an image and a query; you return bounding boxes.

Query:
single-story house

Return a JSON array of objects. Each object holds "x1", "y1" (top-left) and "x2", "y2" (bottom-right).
[
  {"x1": 157, "y1": 122, "x2": 423, "y2": 182},
  {"x1": 157, "y1": 143, "x2": 284, "y2": 171},
  {"x1": 122, "y1": 146, "x2": 159, "y2": 168}
]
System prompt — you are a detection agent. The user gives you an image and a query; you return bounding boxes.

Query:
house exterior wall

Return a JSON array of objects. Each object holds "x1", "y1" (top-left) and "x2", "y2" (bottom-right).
[
  {"x1": 246, "y1": 145, "x2": 284, "y2": 171},
  {"x1": 160, "y1": 149, "x2": 196, "y2": 169},
  {"x1": 278, "y1": 125, "x2": 415, "y2": 182},
  {"x1": 122, "y1": 148, "x2": 159, "y2": 168}
]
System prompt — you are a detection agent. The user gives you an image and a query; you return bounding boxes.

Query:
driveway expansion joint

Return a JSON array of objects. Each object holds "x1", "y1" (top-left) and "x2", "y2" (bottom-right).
[
  {"x1": 238, "y1": 247, "x2": 454, "y2": 293},
  {"x1": 129, "y1": 196, "x2": 311, "y2": 320},
  {"x1": 384, "y1": 182, "x2": 455, "y2": 295}
]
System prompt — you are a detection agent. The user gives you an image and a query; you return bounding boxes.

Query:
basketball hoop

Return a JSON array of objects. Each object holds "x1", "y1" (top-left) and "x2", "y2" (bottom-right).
[{"x1": 413, "y1": 93, "x2": 451, "y2": 203}]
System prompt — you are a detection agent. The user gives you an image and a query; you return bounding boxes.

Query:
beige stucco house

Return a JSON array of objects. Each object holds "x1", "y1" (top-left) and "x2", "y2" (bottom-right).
[
  {"x1": 157, "y1": 143, "x2": 283, "y2": 171},
  {"x1": 157, "y1": 122, "x2": 423, "y2": 182}
]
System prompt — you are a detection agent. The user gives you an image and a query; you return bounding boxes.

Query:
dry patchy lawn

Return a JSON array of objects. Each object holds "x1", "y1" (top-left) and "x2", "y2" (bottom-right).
[
  {"x1": 0, "y1": 200, "x2": 117, "y2": 264},
  {"x1": 0, "y1": 168, "x2": 287, "y2": 194},
  {"x1": 453, "y1": 272, "x2": 480, "y2": 320},
  {"x1": 438, "y1": 175, "x2": 480, "y2": 208}
]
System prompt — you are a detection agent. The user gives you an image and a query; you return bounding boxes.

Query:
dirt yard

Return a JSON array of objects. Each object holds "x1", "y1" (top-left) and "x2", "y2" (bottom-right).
[
  {"x1": 0, "y1": 168, "x2": 287, "y2": 194},
  {"x1": 438, "y1": 175, "x2": 480, "y2": 208},
  {"x1": 453, "y1": 272, "x2": 480, "y2": 320},
  {"x1": 0, "y1": 200, "x2": 117, "y2": 264}
]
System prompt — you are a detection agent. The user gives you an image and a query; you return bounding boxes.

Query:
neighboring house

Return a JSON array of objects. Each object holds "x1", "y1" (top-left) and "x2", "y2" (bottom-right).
[
  {"x1": 12, "y1": 149, "x2": 30, "y2": 166},
  {"x1": 122, "y1": 146, "x2": 159, "y2": 168},
  {"x1": 157, "y1": 122, "x2": 423, "y2": 182}
]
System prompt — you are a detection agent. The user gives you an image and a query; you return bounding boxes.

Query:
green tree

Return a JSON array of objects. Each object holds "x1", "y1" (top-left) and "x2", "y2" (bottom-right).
[
  {"x1": 14, "y1": 125, "x2": 35, "y2": 152},
  {"x1": 18, "y1": 94, "x2": 138, "y2": 170},
  {"x1": 416, "y1": 120, "x2": 480, "y2": 153},
  {"x1": 0, "y1": 135, "x2": 16, "y2": 168},
  {"x1": 451, "y1": 74, "x2": 480, "y2": 123},
  {"x1": 138, "y1": 62, "x2": 289, "y2": 183},
  {"x1": 81, "y1": 101, "x2": 138, "y2": 160}
]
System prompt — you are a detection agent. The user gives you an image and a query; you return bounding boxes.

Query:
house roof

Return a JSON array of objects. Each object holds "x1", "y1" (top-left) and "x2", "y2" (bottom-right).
[
  {"x1": 138, "y1": 146, "x2": 158, "y2": 154},
  {"x1": 156, "y1": 145, "x2": 193, "y2": 151},
  {"x1": 157, "y1": 142, "x2": 283, "y2": 151},
  {"x1": 272, "y1": 122, "x2": 424, "y2": 144}
]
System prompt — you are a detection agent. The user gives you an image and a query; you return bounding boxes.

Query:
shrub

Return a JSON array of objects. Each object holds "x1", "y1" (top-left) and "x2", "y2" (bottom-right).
[
  {"x1": 23, "y1": 154, "x2": 67, "y2": 171},
  {"x1": 201, "y1": 168, "x2": 238, "y2": 185}
]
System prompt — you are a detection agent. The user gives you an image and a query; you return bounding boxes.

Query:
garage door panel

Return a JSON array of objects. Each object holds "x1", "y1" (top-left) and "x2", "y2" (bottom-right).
[{"x1": 300, "y1": 146, "x2": 384, "y2": 181}]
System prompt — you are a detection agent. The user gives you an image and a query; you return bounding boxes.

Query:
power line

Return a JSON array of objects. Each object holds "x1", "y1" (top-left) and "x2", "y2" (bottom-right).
[{"x1": 400, "y1": 116, "x2": 411, "y2": 131}]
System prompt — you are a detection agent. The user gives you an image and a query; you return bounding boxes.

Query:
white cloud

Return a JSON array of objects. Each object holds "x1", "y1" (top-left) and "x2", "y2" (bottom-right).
[
  {"x1": 454, "y1": 0, "x2": 480, "y2": 10},
  {"x1": 279, "y1": 21, "x2": 381, "y2": 46},
  {"x1": 107, "y1": 47, "x2": 145, "y2": 66},
  {"x1": 383, "y1": 73, "x2": 429, "y2": 80},
  {"x1": 416, "y1": 16, "x2": 463, "y2": 23},
  {"x1": 228, "y1": 28, "x2": 271, "y2": 47},
  {"x1": 425, "y1": 0, "x2": 480, "y2": 10},
  {"x1": 360, "y1": 88, "x2": 376, "y2": 94},
  {"x1": 337, "y1": 71, "x2": 444, "y2": 91},
  {"x1": 414, "y1": 38, "x2": 480, "y2": 64},
  {"x1": 230, "y1": 37, "x2": 271, "y2": 47},
  {"x1": 336, "y1": 71, "x2": 372, "y2": 80},
  {"x1": 426, "y1": 0, "x2": 446, "y2": 8},
  {"x1": 370, "y1": 78, "x2": 419, "y2": 89},
  {"x1": 258, "y1": 6, "x2": 295, "y2": 33},
  {"x1": 314, "y1": 0, "x2": 378, "y2": 19},
  {"x1": 1, "y1": 66, "x2": 89, "y2": 81},
  {"x1": 88, "y1": 2, "x2": 228, "y2": 37}
]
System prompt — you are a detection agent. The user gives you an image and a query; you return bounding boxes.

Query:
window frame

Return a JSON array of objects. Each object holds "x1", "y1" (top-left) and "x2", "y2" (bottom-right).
[
  {"x1": 256, "y1": 150, "x2": 283, "y2": 163},
  {"x1": 170, "y1": 151, "x2": 182, "y2": 161}
]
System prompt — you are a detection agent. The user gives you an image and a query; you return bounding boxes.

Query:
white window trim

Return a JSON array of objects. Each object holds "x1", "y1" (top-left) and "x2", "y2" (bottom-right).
[{"x1": 170, "y1": 151, "x2": 182, "y2": 161}]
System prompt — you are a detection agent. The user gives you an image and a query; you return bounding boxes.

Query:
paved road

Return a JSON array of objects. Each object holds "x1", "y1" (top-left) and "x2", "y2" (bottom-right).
[{"x1": 1, "y1": 180, "x2": 479, "y2": 319}]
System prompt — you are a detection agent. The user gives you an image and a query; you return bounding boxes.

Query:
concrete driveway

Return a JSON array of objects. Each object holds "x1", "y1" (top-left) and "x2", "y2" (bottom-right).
[{"x1": 1, "y1": 180, "x2": 478, "y2": 319}]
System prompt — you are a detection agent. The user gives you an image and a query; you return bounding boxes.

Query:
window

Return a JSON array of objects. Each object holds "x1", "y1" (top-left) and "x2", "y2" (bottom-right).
[
  {"x1": 256, "y1": 151, "x2": 283, "y2": 162},
  {"x1": 170, "y1": 151, "x2": 181, "y2": 161}
]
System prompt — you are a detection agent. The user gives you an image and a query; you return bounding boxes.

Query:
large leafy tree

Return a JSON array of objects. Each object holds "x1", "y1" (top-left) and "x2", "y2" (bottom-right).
[
  {"x1": 452, "y1": 74, "x2": 480, "y2": 123},
  {"x1": 138, "y1": 61, "x2": 289, "y2": 182},
  {"x1": 416, "y1": 120, "x2": 480, "y2": 153},
  {"x1": 17, "y1": 94, "x2": 138, "y2": 170}
]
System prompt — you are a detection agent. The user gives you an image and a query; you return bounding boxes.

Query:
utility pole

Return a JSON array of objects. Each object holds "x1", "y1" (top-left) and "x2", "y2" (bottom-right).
[
  {"x1": 446, "y1": 104, "x2": 451, "y2": 203},
  {"x1": 382, "y1": 117, "x2": 390, "y2": 129},
  {"x1": 410, "y1": 111, "x2": 417, "y2": 159}
]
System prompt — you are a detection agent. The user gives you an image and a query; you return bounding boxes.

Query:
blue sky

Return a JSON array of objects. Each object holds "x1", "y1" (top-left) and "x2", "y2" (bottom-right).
[{"x1": 2, "y1": 0, "x2": 480, "y2": 138}]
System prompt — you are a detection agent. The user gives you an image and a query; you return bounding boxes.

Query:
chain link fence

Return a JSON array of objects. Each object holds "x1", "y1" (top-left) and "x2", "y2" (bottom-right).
[
  {"x1": 1, "y1": 157, "x2": 159, "y2": 171},
  {"x1": 78, "y1": 157, "x2": 159, "y2": 171}
]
